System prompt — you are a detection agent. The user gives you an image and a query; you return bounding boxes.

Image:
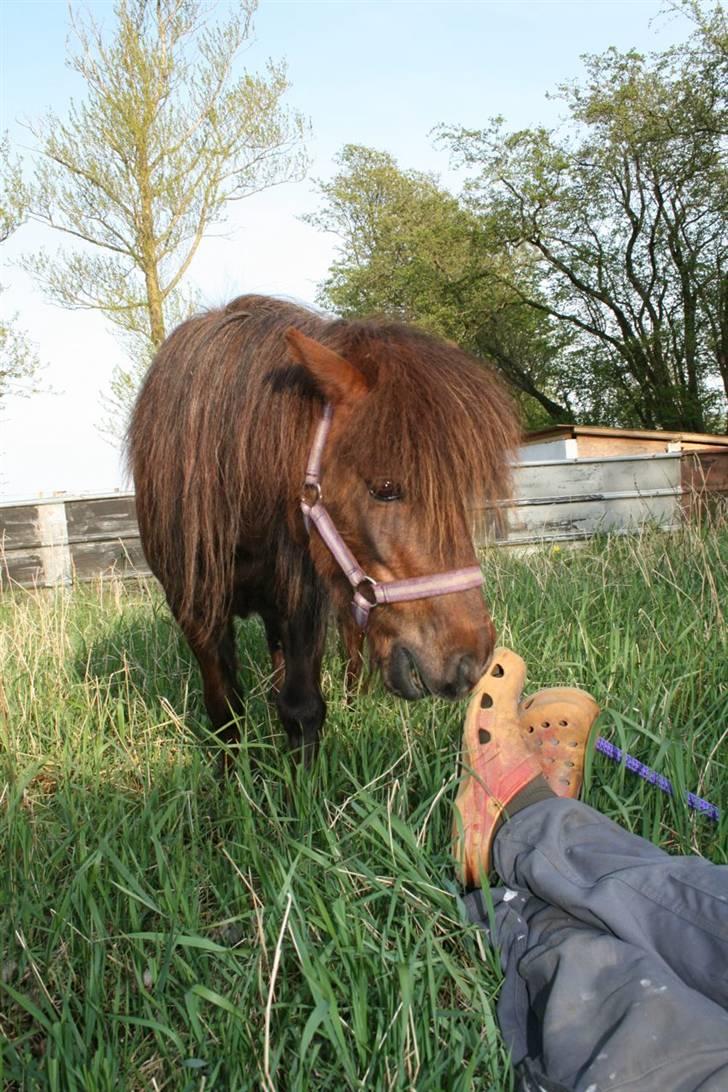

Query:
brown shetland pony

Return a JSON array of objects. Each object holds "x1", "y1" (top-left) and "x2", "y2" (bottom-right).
[{"x1": 129, "y1": 295, "x2": 519, "y2": 761}]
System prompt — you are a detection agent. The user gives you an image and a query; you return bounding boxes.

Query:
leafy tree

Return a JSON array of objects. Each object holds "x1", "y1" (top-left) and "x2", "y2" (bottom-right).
[
  {"x1": 307, "y1": 145, "x2": 574, "y2": 426},
  {"x1": 23, "y1": 0, "x2": 309, "y2": 424},
  {"x1": 439, "y1": 2, "x2": 727, "y2": 432},
  {"x1": 0, "y1": 137, "x2": 40, "y2": 413}
]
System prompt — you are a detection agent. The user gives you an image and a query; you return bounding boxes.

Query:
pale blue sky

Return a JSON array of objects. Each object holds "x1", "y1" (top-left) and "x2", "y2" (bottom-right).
[{"x1": 1, "y1": 0, "x2": 692, "y2": 500}]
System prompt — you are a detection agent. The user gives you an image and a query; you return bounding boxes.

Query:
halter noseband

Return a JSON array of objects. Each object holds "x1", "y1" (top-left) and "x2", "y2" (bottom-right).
[{"x1": 300, "y1": 403, "x2": 483, "y2": 629}]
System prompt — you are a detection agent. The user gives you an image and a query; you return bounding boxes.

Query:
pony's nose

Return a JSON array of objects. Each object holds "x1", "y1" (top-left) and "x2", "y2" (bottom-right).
[{"x1": 440, "y1": 651, "x2": 484, "y2": 700}]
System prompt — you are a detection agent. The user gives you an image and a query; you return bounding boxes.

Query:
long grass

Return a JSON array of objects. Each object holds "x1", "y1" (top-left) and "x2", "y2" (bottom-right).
[{"x1": 1, "y1": 519, "x2": 726, "y2": 1090}]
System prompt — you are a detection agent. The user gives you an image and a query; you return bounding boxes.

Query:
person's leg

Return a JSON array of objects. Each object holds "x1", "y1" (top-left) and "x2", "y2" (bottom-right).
[
  {"x1": 454, "y1": 649, "x2": 728, "y2": 1091},
  {"x1": 494, "y1": 796, "x2": 728, "y2": 1009},
  {"x1": 464, "y1": 880, "x2": 728, "y2": 1092}
]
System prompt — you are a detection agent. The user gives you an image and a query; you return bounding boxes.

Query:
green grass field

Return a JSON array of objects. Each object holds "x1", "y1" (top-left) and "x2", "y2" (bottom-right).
[{"x1": 2, "y1": 521, "x2": 726, "y2": 1090}]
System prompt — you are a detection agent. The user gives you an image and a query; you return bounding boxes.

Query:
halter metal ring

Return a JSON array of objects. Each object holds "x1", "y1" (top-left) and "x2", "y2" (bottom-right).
[
  {"x1": 301, "y1": 481, "x2": 322, "y2": 507},
  {"x1": 354, "y1": 575, "x2": 378, "y2": 605}
]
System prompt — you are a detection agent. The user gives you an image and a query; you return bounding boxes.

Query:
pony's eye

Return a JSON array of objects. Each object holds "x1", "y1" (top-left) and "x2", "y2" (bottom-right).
[{"x1": 368, "y1": 479, "x2": 403, "y2": 502}]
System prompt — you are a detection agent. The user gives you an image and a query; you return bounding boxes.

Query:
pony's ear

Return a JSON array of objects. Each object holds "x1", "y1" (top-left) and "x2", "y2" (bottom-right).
[{"x1": 286, "y1": 328, "x2": 369, "y2": 406}]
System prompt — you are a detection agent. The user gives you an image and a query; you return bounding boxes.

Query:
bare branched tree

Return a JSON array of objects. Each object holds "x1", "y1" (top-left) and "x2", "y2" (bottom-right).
[
  {"x1": 22, "y1": 0, "x2": 309, "y2": 427},
  {"x1": 0, "y1": 136, "x2": 41, "y2": 414}
]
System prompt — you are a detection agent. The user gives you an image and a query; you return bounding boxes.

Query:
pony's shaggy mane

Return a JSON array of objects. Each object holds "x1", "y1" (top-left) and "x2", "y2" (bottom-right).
[{"x1": 128, "y1": 295, "x2": 519, "y2": 644}]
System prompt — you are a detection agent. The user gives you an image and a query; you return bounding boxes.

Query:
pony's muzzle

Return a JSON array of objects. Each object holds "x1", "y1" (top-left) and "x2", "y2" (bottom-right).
[{"x1": 387, "y1": 645, "x2": 487, "y2": 702}]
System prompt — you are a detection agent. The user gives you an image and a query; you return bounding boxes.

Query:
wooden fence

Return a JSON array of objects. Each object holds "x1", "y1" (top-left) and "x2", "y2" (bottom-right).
[{"x1": 2, "y1": 450, "x2": 726, "y2": 590}]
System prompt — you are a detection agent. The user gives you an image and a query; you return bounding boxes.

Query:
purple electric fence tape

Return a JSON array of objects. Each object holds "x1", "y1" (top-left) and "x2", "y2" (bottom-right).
[{"x1": 595, "y1": 736, "x2": 721, "y2": 823}]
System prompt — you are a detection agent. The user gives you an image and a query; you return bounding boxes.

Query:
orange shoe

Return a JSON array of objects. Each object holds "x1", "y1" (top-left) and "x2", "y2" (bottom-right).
[
  {"x1": 518, "y1": 688, "x2": 600, "y2": 798},
  {"x1": 453, "y1": 649, "x2": 544, "y2": 887}
]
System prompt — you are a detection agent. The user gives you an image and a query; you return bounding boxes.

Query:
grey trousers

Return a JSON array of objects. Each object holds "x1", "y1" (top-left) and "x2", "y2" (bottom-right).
[{"x1": 462, "y1": 798, "x2": 728, "y2": 1092}]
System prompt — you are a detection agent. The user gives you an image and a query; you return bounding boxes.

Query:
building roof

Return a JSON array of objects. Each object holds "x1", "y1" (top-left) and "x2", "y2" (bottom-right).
[{"x1": 523, "y1": 424, "x2": 728, "y2": 447}]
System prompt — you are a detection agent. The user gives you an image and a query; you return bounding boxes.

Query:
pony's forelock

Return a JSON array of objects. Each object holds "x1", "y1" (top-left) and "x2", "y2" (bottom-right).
[{"x1": 331, "y1": 323, "x2": 518, "y2": 558}]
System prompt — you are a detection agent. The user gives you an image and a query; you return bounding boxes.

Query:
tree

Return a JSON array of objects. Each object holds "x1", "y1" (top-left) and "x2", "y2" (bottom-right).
[
  {"x1": 439, "y1": 2, "x2": 728, "y2": 432},
  {"x1": 0, "y1": 136, "x2": 40, "y2": 413},
  {"x1": 307, "y1": 145, "x2": 574, "y2": 426},
  {"x1": 23, "y1": 0, "x2": 308, "y2": 423}
]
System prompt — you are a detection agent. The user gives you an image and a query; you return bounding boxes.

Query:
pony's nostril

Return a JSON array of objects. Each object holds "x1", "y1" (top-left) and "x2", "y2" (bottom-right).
[{"x1": 454, "y1": 652, "x2": 481, "y2": 695}]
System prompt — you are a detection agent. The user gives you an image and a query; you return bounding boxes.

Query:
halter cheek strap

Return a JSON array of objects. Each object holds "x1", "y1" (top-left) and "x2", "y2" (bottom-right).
[{"x1": 300, "y1": 403, "x2": 483, "y2": 629}]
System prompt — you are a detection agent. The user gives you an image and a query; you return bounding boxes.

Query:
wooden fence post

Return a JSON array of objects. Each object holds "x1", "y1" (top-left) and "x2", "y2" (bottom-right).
[{"x1": 36, "y1": 501, "x2": 72, "y2": 587}]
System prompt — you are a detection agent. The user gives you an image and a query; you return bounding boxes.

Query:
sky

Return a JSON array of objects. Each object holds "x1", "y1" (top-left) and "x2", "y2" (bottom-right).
[{"x1": 0, "y1": 0, "x2": 694, "y2": 502}]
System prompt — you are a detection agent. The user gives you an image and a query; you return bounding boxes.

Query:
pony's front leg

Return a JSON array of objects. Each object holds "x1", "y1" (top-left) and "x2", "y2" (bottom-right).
[
  {"x1": 182, "y1": 618, "x2": 244, "y2": 748},
  {"x1": 276, "y1": 605, "x2": 327, "y2": 766},
  {"x1": 260, "y1": 608, "x2": 286, "y2": 697}
]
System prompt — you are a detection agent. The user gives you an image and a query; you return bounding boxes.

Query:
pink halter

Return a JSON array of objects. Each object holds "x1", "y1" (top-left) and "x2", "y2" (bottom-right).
[{"x1": 300, "y1": 403, "x2": 484, "y2": 629}]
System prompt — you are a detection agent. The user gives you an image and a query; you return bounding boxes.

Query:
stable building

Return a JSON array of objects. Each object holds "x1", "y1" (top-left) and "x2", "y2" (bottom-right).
[{"x1": 521, "y1": 424, "x2": 728, "y2": 462}]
